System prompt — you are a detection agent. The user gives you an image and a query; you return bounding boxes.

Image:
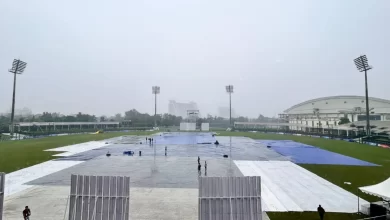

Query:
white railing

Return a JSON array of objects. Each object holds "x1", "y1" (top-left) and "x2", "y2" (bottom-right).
[{"x1": 16, "y1": 122, "x2": 119, "y2": 126}]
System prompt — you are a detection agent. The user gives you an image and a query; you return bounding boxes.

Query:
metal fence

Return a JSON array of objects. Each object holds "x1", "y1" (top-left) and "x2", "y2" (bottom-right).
[
  {"x1": 199, "y1": 176, "x2": 262, "y2": 220},
  {"x1": 68, "y1": 174, "x2": 130, "y2": 220}
]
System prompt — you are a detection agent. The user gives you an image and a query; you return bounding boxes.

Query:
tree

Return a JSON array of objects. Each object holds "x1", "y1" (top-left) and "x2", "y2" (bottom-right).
[
  {"x1": 114, "y1": 113, "x2": 123, "y2": 122},
  {"x1": 196, "y1": 118, "x2": 203, "y2": 128},
  {"x1": 257, "y1": 114, "x2": 266, "y2": 121},
  {"x1": 338, "y1": 117, "x2": 350, "y2": 125},
  {"x1": 40, "y1": 112, "x2": 54, "y2": 122}
]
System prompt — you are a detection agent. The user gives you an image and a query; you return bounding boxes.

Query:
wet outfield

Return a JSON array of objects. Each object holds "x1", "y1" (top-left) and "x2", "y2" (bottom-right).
[{"x1": 5, "y1": 133, "x2": 370, "y2": 219}]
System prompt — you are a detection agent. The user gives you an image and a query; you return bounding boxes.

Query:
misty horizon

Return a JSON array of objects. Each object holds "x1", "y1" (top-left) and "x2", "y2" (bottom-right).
[{"x1": 1, "y1": 0, "x2": 389, "y2": 118}]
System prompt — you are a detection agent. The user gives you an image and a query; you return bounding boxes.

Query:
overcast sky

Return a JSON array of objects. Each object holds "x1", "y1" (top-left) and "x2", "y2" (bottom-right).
[{"x1": 0, "y1": 0, "x2": 389, "y2": 118}]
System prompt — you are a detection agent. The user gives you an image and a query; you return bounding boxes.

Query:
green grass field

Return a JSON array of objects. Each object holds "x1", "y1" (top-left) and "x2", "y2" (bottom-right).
[
  {"x1": 217, "y1": 131, "x2": 390, "y2": 220},
  {"x1": 0, "y1": 131, "x2": 154, "y2": 173},
  {"x1": 267, "y1": 211, "x2": 363, "y2": 220}
]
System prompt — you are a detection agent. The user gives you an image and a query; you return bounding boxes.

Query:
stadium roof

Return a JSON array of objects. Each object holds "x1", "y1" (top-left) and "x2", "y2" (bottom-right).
[
  {"x1": 234, "y1": 122, "x2": 358, "y2": 130},
  {"x1": 284, "y1": 95, "x2": 390, "y2": 113}
]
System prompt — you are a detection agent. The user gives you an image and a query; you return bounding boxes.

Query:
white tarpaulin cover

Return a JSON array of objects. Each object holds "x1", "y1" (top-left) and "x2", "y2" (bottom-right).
[
  {"x1": 44, "y1": 141, "x2": 107, "y2": 157},
  {"x1": 359, "y1": 177, "x2": 390, "y2": 200},
  {"x1": 5, "y1": 160, "x2": 83, "y2": 196},
  {"x1": 234, "y1": 160, "x2": 369, "y2": 213}
]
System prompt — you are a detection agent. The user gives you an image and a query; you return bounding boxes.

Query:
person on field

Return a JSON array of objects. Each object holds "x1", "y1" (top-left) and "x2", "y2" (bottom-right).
[
  {"x1": 23, "y1": 206, "x2": 31, "y2": 220},
  {"x1": 317, "y1": 205, "x2": 325, "y2": 220}
]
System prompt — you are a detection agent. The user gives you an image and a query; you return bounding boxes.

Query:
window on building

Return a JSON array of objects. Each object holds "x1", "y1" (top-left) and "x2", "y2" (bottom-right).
[{"x1": 357, "y1": 115, "x2": 381, "y2": 121}]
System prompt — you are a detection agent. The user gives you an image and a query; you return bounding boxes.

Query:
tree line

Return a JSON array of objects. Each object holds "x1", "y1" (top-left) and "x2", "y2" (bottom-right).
[{"x1": 0, "y1": 108, "x2": 278, "y2": 133}]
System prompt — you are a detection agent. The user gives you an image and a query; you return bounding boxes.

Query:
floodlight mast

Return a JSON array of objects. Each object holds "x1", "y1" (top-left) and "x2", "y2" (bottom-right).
[
  {"x1": 225, "y1": 85, "x2": 234, "y2": 127},
  {"x1": 8, "y1": 59, "x2": 27, "y2": 136},
  {"x1": 354, "y1": 55, "x2": 372, "y2": 136},
  {"x1": 152, "y1": 86, "x2": 160, "y2": 127}
]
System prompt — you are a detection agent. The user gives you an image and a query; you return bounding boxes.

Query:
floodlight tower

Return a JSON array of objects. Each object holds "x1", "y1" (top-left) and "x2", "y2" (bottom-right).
[
  {"x1": 152, "y1": 86, "x2": 160, "y2": 127},
  {"x1": 8, "y1": 59, "x2": 27, "y2": 136},
  {"x1": 354, "y1": 55, "x2": 373, "y2": 136},
  {"x1": 225, "y1": 85, "x2": 234, "y2": 127}
]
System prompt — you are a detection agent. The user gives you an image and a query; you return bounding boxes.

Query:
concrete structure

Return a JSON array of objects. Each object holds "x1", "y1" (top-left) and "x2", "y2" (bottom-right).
[
  {"x1": 187, "y1": 110, "x2": 200, "y2": 123},
  {"x1": 180, "y1": 122, "x2": 197, "y2": 131},
  {"x1": 218, "y1": 107, "x2": 236, "y2": 119},
  {"x1": 281, "y1": 96, "x2": 390, "y2": 132},
  {"x1": 68, "y1": 174, "x2": 130, "y2": 220},
  {"x1": 169, "y1": 100, "x2": 199, "y2": 118},
  {"x1": 199, "y1": 176, "x2": 262, "y2": 220},
  {"x1": 13, "y1": 122, "x2": 120, "y2": 132},
  {"x1": 0, "y1": 173, "x2": 4, "y2": 220},
  {"x1": 201, "y1": 123, "x2": 210, "y2": 131},
  {"x1": 234, "y1": 121, "x2": 354, "y2": 131}
]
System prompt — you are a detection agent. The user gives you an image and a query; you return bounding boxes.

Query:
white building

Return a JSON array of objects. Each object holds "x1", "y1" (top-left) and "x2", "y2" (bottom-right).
[
  {"x1": 168, "y1": 100, "x2": 199, "y2": 119},
  {"x1": 281, "y1": 95, "x2": 390, "y2": 131}
]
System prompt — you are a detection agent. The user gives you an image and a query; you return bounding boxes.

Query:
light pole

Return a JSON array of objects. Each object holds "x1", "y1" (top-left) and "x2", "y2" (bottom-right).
[
  {"x1": 344, "y1": 182, "x2": 360, "y2": 214},
  {"x1": 227, "y1": 135, "x2": 234, "y2": 176},
  {"x1": 152, "y1": 86, "x2": 160, "y2": 128},
  {"x1": 225, "y1": 85, "x2": 233, "y2": 128},
  {"x1": 354, "y1": 55, "x2": 372, "y2": 137},
  {"x1": 8, "y1": 59, "x2": 27, "y2": 136}
]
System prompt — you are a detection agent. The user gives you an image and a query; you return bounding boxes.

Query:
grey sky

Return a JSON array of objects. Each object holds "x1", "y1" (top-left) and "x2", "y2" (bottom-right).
[{"x1": 0, "y1": 0, "x2": 389, "y2": 118}]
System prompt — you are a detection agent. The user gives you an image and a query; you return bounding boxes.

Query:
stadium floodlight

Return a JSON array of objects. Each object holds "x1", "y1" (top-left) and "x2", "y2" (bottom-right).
[
  {"x1": 152, "y1": 86, "x2": 160, "y2": 127},
  {"x1": 225, "y1": 85, "x2": 234, "y2": 127},
  {"x1": 354, "y1": 55, "x2": 373, "y2": 136},
  {"x1": 8, "y1": 59, "x2": 27, "y2": 136}
]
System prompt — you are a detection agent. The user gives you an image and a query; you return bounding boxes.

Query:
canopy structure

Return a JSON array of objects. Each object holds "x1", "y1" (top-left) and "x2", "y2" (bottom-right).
[{"x1": 359, "y1": 177, "x2": 390, "y2": 201}]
